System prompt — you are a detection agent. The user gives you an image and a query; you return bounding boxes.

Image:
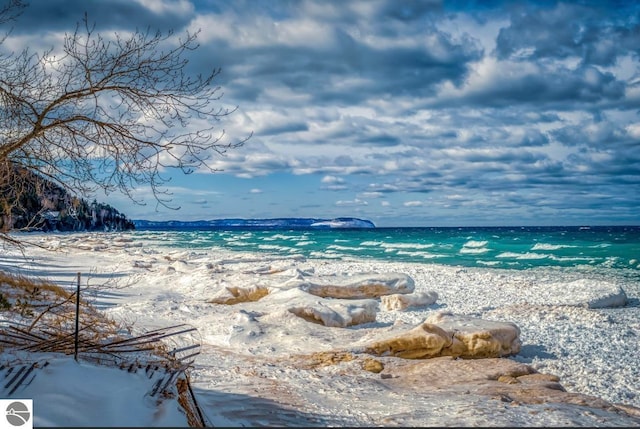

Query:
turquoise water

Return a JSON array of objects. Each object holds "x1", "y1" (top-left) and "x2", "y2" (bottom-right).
[{"x1": 133, "y1": 225, "x2": 640, "y2": 272}]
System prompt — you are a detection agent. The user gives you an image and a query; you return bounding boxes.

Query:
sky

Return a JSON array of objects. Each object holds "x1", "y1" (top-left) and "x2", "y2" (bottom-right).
[{"x1": 4, "y1": 0, "x2": 640, "y2": 227}]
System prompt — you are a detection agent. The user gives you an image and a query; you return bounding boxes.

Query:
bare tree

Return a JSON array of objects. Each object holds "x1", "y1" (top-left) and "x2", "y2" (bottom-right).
[{"x1": 0, "y1": 3, "x2": 248, "y2": 238}]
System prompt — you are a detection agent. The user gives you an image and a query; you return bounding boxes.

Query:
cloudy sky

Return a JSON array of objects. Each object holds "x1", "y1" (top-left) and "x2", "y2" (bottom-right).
[{"x1": 6, "y1": 0, "x2": 640, "y2": 226}]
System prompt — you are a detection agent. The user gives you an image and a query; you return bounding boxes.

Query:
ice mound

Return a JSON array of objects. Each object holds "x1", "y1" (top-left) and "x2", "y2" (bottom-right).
[
  {"x1": 381, "y1": 291, "x2": 438, "y2": 311},
  {"x1": 204, "y1": 270, "x2": 412, "y2": 326},
  {"x1": 297, "y1": 273, "x2": 414, "y2": 299},
  {"x1": 365, "y1": 311, "x2": 521, "y2": 359},
  {"x1": 536, "y1": 279, "x2": 627, "y2": 308},
  {"x1": 207, "y1": 285, "x2": 270, "y2": 305},
  {"x1": 266, "y1": 288, "x2": 378, "y2": 328}
]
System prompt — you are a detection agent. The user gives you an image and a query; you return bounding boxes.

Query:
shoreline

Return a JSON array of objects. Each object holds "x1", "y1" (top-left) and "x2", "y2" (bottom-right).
[{"x1": 1, "y1": 231, "x2": 639, "y2": 426}]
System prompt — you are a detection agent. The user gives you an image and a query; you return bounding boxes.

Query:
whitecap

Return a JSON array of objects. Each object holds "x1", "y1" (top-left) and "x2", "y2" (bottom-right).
[
  {"x1": 327, "y1": 245, "x2": 365, "y2": 251},
  {"x1": 532, "y1": 243, "x2": 577, "y2": 251},
  {"x1": 227, "y1": 241, "x2": 251, "y2": 247},
  {"x1": 462, "y1": 240, "x2": 488, "y2": 248},
  {"x1": 360, "y1": 241, "x2": 384, "y2": 246},
  {"x1": 396, "y1": 250, "x2": 444, "y2": 259},
  {"x1": 380, "y1": 242, "x2": 435, "y2": 250},
  {"x1": 258, "y1": 244, "x2": 291, "y2": 251},
  {"x1": 549, "y1": 255, "x2": 597, "y2": 263},
  {"x1": 459, "y1": 247, "x2": 489, "y2": 254},
  {"x1": 496, "y1": 252, "x2": 549, "y2": 260},
  {"x1": 477, "y1": 260, "x2": 501, "y2": 266},
  {"x1": 295, "y1": 241, "x2": 315, "y2": 246}
]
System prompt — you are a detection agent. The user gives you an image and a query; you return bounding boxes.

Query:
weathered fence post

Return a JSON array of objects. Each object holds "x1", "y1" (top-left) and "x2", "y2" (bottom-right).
[{"x1": 74, "y1": 272, "x2": 80, "y2": 361}]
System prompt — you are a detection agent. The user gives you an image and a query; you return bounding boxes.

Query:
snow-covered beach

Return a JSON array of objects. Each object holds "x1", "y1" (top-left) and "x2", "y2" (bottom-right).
[{"x1": 1, "y1": 231, "x2": 640, "y2": 427}]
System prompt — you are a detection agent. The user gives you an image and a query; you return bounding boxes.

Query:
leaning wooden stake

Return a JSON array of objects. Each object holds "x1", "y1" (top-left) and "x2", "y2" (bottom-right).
[{"x1": 74, "y1": 272, "x2": 80, "y2": 361}]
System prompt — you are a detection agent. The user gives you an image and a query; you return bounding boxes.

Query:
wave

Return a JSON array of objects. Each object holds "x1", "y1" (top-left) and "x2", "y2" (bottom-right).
[
  {"x1": 380, "y1": 242, "x2": 435, "y2": 250},
  {"x1": 459, "y1": 247, "x2": 490, "y2": 254},
  {"x1": 396, "y1": 250, "x2": 444, "y2": 259},
  {"x1": 226, "y1": 241, "x2": 251, "y2": 247},
  {"x1": 360, "y1": 241, "x2": 385, "y2": 246},
  {"x1": 477, "y1": 260, "x2": 501, "y2": 266},
  {"x1": 273, "y1": 234, "x2": 308, "y2": 241},
  {"x1": 548, "y1": 255, "x2": 597, "y2": 263},
  {"x1": 257, "y1": 244, "x2": 291, "y2": 251},
  {"x1": 309, "y1": 251, "x2": 344, "y2": 259},
  {"x1": 327, "y1": 245, "x2": 365, "y2": 251},
  {"x1": 360, "y1": 240, "x2": 435, "y2": 250},
  {"x1": 295, "y1": 241, "x2": 315, "y2": 246},
  {"x1": 462, "y1": 240, "x2": 488, "y2": 248},
  {"x1": 496, "y1": 252, "x2": 550, "y2": 260},
  {"x1": 532, "y1": 243, "x2": 577, "y2": 251}
]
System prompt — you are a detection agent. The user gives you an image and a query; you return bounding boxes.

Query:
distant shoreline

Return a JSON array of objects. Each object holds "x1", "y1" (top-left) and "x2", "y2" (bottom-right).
[{"x1": 132, "y1": 217, "x2": 376, "y2": 229}]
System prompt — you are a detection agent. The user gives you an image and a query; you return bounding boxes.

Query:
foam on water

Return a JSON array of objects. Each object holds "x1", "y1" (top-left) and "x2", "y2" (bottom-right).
[
  {"x1": 379, "y1": 242, "x2": 436, "y2": 250},
  {"x1": 496, "y1": 251, "x2": 550, "y2": 260},
  {"x1": 459, "y1": 247, "x2": 490, "y2": 254},
  {"x1": 463, "y1": 240, "x2": 489, "y2": 248},
  {"x1": 396, "y1": 250, "x2": 444, "y2": 259},
  {"x1": 532, "y1": 243, "x2": 577, "y2": 250}
]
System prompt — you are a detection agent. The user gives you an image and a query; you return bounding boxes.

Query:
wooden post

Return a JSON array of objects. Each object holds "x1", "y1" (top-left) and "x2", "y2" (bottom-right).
[{"x1": 74, "y1": 272, "x2": 80, "y2": 361}]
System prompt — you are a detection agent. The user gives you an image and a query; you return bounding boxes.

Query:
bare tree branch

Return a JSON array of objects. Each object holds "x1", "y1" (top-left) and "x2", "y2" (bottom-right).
[{"x1": 0, "y1": 8, "x2": 249, "y2": 235}]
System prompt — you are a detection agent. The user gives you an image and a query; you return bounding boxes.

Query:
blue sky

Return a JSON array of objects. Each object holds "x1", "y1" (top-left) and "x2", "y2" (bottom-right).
[{"x1": 6, "y1": 0, "x2": 640, "y2": 227}]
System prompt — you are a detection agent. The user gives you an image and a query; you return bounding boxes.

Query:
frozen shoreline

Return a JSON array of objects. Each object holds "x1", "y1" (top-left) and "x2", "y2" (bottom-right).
[{"x1": 1, "y1": 231, "x2": 640, "y2": 426}]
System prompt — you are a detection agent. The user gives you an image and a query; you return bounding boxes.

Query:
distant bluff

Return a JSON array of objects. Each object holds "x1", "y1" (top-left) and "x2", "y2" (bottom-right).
[{"x1": 0, "y1": 166, "x2": 134, "y2": 233}]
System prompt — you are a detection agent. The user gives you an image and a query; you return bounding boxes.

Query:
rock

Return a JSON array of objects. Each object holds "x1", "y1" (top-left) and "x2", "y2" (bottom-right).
[
  {"x1": 361, "y1": 358, "x2": 384, "y2": 373},
  {"x1": 498, "y1": 375, "x2": 520, "y2": 384}
]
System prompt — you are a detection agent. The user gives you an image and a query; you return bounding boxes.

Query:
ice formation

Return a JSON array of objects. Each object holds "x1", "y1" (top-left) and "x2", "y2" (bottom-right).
[
  {"x1": 296, "y1": 272, "x2": 415, "y2": 298},
  {"x1": 365, "y1": 311, "x2": 521, "y2": 359},
  {"x1": 207, "y1": 284, "x2": 270, "y2": 305},
  {"x1": 266, "y1": 288, "x2": 378, "y2": 327},
  {"x1": 381, "y1": 291, "x2": 438, "y2": 311},
  {"x1": 206, "y1": 271, "x2": 415, "y2": 326},
  {"x1": 541, "y1": 279, "x2": 627, "y2": 308}
]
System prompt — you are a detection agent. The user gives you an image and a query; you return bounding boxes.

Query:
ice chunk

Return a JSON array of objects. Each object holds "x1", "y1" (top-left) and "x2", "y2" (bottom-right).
[
  {"x1": 300, "y1": 273, "x2": 414, "y2": 299},
  {"x1": 207, "y1": 285, "x2": 269, "y2": 305},
  {"x1": 381, "y1": 291, "x2": 438, "y2": 311},
  {"x1": 365, "y1": 311, "x2": 521, "y2": 359}
]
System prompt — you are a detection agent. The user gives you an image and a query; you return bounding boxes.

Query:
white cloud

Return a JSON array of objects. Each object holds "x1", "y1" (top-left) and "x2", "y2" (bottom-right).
[
  {"x1": 335, "y1": 198, "x2": 368, "y2": 207},
  {"x1": 359, "y1": 192, "x2": 383, "y2": 198},
  {"x1": 134, "y1": 0, "x2": 193, "y2": 15},
  {"x1": 321, "y1": 175, "x2": 345, "y2": 184}
]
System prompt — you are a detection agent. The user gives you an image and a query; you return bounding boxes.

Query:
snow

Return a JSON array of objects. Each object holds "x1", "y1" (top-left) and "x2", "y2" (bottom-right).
[
  {"x1": 1, "y1": 231, "x2": 640, "y2": 427},
  {"x1": 1, "y1": 353, "x2": 188, "y2": 427}
]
